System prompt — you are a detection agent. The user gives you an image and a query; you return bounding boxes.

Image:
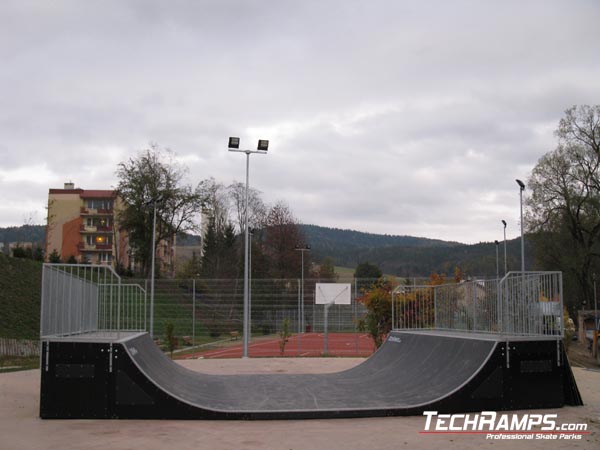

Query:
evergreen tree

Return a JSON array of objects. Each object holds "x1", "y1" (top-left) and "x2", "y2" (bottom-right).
[
  {"x1": 48, "y1": 249, "x2": 61, "y2": 263},
  {"x1": 316, "y1": 257, "x2": 337, "y2": 280}
]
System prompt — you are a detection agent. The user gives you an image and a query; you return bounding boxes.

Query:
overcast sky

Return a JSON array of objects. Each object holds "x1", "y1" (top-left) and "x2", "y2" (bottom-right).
[{"x1": 1, "y1": 0, "x2": 598, "y2": 244}]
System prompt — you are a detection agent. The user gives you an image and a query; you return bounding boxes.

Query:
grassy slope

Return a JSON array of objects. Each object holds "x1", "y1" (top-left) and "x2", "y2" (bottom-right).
[{"x1": 0, "y1": 254, "x2": 42, "y2": 339}]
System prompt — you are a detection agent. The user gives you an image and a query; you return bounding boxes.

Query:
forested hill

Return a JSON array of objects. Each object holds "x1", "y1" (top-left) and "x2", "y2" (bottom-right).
[
  {"x1": 300, "y1": 224, "x2": 531, "y2": 278},
  {"x1": 0, "y1": 225, "x2": 45, "y2": 244},
  {"x1": 1, "y1": 223, "x2": 532, "y2": 278},
  {"x1": 300, "y1": 224, "x2": 461, "y2": 250}
]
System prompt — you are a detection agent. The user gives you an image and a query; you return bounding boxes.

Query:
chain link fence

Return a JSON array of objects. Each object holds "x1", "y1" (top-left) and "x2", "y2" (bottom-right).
[
  {"x1": 392, "y1": 271, "x2": 564, "y2": 336},
  {"x1": 135, "y1": 278, "x2": 374, "y2": 345}
]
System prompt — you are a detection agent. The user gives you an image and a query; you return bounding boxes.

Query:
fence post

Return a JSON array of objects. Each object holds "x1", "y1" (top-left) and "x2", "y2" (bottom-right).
[
  {"x1": 354, "y1": 278, "x2": 358, "y2": 354},
  {"x1": 391, "y1": 287, "x2": 395, "y2": 331},
  {"x1": 433, "y1": 286, "x2": 437, "y2": 329},
  {"x1": 192, "y1": 278, "x2": 196, "y2": 346},
  {"x1": 117, "y1": 273, "x2": 121, "y2": 340}
]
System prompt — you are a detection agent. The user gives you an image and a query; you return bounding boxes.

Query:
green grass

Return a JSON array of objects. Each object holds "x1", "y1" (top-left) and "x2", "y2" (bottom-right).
[
  {"x1": 0, "y1": 254, "x2": 42, "y2": 339},
  {"x1": 334, "y1": 266, "x2": 355, "y2": 281},
  {"x1": 0, "y1": 355, "x2": 40, "y2": 373},
  {"x1": 334, "y1": 266, "x2": 398, "y2": 282}
]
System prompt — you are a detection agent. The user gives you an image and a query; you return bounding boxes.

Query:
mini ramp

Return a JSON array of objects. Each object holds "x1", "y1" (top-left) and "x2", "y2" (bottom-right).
[{"x1": 39, "y1": 330, "x2": 582, "y2": 419}]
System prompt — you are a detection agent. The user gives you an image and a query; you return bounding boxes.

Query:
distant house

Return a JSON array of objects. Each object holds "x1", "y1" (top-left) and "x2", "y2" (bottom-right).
[{"x1": 45, "y1": 182, "x2": 175, "y2": 273}]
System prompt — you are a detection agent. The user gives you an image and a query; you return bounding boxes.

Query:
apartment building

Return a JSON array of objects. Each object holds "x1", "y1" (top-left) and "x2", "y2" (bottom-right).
[
  {"x1": 45, "y1": 182, "x2": 175, "y2": 273},
  {"x1": 46, "y1": 183, "x2": 125, "y2": 266}
]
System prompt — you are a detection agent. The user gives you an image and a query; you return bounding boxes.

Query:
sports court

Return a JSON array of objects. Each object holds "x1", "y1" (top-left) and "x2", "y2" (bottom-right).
[{"x1": 182, "y1": 332, "x2": 376, "y2": 358}]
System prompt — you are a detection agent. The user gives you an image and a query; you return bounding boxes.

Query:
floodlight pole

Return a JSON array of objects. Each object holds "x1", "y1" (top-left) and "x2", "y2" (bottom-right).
[
  {"x1": 502, "y1": 220, "x2": 507, "y2": 275},
  {"x1": 145, "y1": 195, "x2": 162, "y2": 339},
  {"x1": 295, "y1": 244, "x2": 311, "y2": 333},
  {"x1": 516, "y1": 180, "x2": 525, "y2": 273},
  {"x1": 494, "y1": 240, "x2": 499, "y2": 280},
  {"x1": 593, "y1": 273, "x2": 598, "y2": 331},
  {"x1": 150, "y1": 201, "x2": 157, "y2": 337},
  {"x1": 249, "y1": 228, "x2": 253, "y2": 341},
  {"x1": 228, "y1": 137, "x2": 268, "y2": 358}
]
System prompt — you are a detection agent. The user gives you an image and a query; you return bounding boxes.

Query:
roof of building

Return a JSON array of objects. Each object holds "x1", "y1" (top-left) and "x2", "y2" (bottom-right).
[{"x1": 49, "y1": 188, "x2": 116, "y2": 198}]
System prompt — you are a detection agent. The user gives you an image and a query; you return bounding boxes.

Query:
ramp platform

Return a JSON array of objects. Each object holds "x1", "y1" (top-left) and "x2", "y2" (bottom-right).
[{"x1": 39, "y1": 331, "x2": 582, "y2": 419}]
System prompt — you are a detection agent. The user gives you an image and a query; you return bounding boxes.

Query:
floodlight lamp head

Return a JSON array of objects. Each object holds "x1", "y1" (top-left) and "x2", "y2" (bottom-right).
[
  {"x1": 257, "y1": 139, "x2": 269, "y2": 151},
  {"x1": 501, "y1": 220, "x2": 507, "y2": 227},
  {"x1": 516, "y1": 179, "x2": 525, "y2": 190},
  {"x1": 495, "y1": 240, "x2": 499, "y2": 245},
  {"x1": 228, "y1": 137, "x2": 240, "y2": 149}
]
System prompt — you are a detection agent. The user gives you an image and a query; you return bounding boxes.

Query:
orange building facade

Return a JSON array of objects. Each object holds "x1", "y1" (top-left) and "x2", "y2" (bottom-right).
[
  {"x1": 46, "y1": 183, "x2": 128, "y2": 267},
  {"x1": 45, "y1": 183, "x2": 175, "y2": 274}
]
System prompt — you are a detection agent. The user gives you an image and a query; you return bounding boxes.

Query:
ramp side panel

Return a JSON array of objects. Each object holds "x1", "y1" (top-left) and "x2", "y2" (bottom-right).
[{"x1": 40, "y1": 332, "x2": 582, "y2": 420}]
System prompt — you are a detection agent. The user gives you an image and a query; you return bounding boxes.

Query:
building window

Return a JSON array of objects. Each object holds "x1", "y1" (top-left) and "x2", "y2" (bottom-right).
[
  {"x1": 86, "y1": 235, "x2": 112, "y2": 246},
  {"x1": 86, "y1": 217, "x2": 112, "y2": 228},
  {"x1": 99, "y1": 253, "x2": 113, "y2": 263},
  {"x1": 86, "y1": 199, "x2": 114, "y2": 210}
]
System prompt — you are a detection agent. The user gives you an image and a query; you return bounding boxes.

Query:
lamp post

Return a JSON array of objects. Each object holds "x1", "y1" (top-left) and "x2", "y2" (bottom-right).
[
  {"x1": 295, "y1": 244, "x2": 311, "y2": 333},
  {"x1": 145, "y1": 194, "x2": 162, "y2": 338},
  {"x1": 228, "y1": 137, "x2": 268, "y2": 358},
  {"x1": 501, "y1": 220, "x2": 507, "y2": 276},
  {"x1": 249, "y1": 228, "x2": 253, "y2": 341},
  {"x1": 594, "y1": 273, "x2": 598, "y2": 331},
  {"x1": 516, "y1": 179, "x2": 526, "y2": 273},
  {"x1": 494, "y1": 240, "x2": 499, "y2": 280}
]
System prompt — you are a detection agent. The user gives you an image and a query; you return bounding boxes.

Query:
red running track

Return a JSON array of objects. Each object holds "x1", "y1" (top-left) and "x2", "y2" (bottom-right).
[{"x1": 182, "y1": 332, "x2": 376, "y2": 359}]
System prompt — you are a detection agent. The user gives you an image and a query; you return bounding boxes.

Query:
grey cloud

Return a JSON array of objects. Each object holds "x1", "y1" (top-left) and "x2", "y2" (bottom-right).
[{"x1": 0, "y1": 0, "x2": 598, "y2": 242}]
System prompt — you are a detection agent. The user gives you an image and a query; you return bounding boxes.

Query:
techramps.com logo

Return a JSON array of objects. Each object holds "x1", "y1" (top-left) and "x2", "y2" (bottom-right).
[{"x1": 421, "y1": 411, "x2": 589, "y2": 441}]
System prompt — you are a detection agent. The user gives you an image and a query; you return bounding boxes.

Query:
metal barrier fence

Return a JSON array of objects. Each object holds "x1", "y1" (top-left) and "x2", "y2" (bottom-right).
[
  {"x1": 392, "y1": 271, "x2": 563, "y2": 337},
  {"x1": 40, "y1": 264, "x2": 146, "y2": 338},
  {"x1": 40, "y1": 267, "x2": 373, "y2": 345},
  {"x1": 132, "y1": 278, "x2": 369, "y2": 344},
  {"x1": 500, "y1": 271, "x2": 563, "y2": 336},
  {"x1": 0, "y1": 338, "x2": 40, "y2": 357}
]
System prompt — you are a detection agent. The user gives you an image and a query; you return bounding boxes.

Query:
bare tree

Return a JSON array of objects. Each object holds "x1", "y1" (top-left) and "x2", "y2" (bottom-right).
[
  {"x1": 228, "y1": 181, "x2": 267, "y2": 235},
  {"x1": 526, "y1": 105, "x2": 600, "y2": 308},
  {"x1": 263, "y1": 201, "x2": 306, "y2": 278},
  {"x1": 198, "y1": 177, "x2": 230, "y2": 234}
]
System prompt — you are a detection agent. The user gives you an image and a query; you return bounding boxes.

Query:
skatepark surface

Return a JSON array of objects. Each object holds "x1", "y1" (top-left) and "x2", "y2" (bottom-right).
[{"x1": 2, "y1": 357, "x2": 599, "y2": 450}]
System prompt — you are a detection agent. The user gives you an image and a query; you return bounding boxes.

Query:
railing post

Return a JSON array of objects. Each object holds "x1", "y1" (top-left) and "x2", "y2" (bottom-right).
[
  {"x1": 192, "y1": 278, "x2": 196, "y2": 346},
  {"x1": 433, "y1": 286, "x2": 437, "y2": 329},
  {"x1": 391, "y1": 288, "x2": 395, "y2": 330}
]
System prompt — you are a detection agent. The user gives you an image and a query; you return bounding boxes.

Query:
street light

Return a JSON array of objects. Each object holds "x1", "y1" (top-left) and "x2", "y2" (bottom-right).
[
  {"x1": 295, "y1": 243, "x2": 311, "y2": 333},
  {"x1": 228, "y1": 137, "x2": 268, "y2": 358},
  {"x1": 494, "y1": 240, "x2": 499, "y2": 280},
  {"x1": 516, "y1": 179, "x2": 525, "y2": 273},
  {"x1": 501, "y1": 220, "x2": 507, "y2": 276},
  {"x1": 144, "y1": 194, "x2": 163, "y2": 338},
  {"x1": 593, "y1": 273, "x2": 598, "y2": 331},
  {"x1": 249, "y1": 228, "x2": 254, "y2": 342}
]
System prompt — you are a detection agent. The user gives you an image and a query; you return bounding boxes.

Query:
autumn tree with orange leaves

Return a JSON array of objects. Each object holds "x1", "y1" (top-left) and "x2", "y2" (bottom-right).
[{"x1": 358, "y1": 271, "x2": 462, "y2": 348}]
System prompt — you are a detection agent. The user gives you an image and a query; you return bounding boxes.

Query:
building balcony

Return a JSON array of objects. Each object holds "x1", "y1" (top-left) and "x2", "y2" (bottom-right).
[
  {"x1": 80, "y1": 207, "x2": 114, "y2": 216},
  {"x1": 77, "y1": 243, "x2": 113, "y2": 252},
  {"x1": 80, "y1": 225, "x2": 112, "y2": 233}
]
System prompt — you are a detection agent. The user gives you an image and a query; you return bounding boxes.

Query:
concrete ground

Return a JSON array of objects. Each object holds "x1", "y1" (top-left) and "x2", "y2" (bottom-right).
[{"x1": 1, "y1": 358, "x2": 598, "y2": 450}]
